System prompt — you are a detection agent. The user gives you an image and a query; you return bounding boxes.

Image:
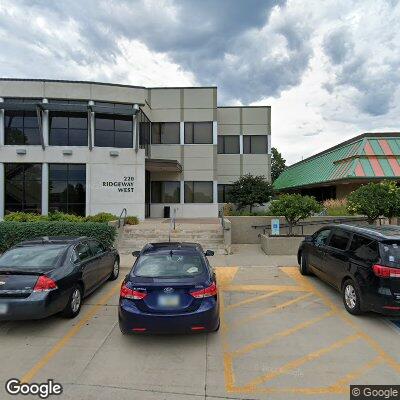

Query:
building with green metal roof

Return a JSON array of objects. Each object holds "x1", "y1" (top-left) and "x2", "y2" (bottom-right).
[{"x1": 273, "y1": 132, "x2": 400, "y2": 200}]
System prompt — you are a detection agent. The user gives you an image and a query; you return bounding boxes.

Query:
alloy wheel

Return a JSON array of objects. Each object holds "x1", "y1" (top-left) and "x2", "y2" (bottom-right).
[
  {"x1": 71, "y1": 288, "x2": 81, "y2": 313},
  {"x1": 344, "y1": 284, "x2": 357, "y2": 309}
]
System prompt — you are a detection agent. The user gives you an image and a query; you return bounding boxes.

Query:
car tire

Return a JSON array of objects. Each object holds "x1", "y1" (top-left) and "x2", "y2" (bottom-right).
[
  {"x1": 342, "y1": 279, "x2": 363, "y2": 315},
  {"x1": 211, "y1": 318, "x2": 220, "y2": 332},
  {"x1": 299, "y1": 252, "x2": 310, "y2": 275},
  {"x1": 62, "y1": 285, "x2": 83, "y2": 318},
  {"x1": 108, "y1": 258, "x2": 120, "y2": 281}
]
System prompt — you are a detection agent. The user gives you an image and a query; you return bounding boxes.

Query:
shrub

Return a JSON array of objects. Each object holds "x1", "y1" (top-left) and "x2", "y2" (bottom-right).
[
  {"x1": 47, "y1": 211, "x2": 84, "y2": 222},
  {"x1": 347, "y1": 181, "x2": 400, "y2": 223},
  {"x1": 323, "y1": 198, "x2": 349, "y2": 216},
  {"x1": 0, "y1": 222, "x2": 116, "y2": 253},
  {"x1": 269, "y1": 194, "x2": 323, "y2": 235},
  {"x1": 222, "y1": 203, "x2": 234, "y2": 216},
  {"x1": 4, "y1": 212, "x2": 46, "y2": 222},
  {"x1": 85, "y1": 212, "x2": 117, "y2": 223},
  {"x1": 125, "y1": 216, "x2": 139, "y2": 225}
]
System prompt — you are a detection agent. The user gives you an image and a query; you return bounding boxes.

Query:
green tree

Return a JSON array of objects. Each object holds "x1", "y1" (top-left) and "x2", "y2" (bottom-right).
[
  {"x1": 269, "y1": 194, "x2": 323, "y2": 235},
  {"x1": 347, "y1": 181, "x2": 400, "y2": 223},
  {"x1": 271, "y1": 147, "x2": 286, "y2": 182},
  {"x1": 228, "y1": 174, "x2": 274, "y2": 213}
]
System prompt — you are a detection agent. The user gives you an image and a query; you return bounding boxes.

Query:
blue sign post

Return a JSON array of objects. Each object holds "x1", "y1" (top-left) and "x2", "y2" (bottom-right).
[{"x1": 271, "y1": 219, "x2": 280, "y2": 235}]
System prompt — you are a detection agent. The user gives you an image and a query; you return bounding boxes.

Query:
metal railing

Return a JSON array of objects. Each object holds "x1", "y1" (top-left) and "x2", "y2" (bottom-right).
[
  {"x1": 252, "y1": 217, "x2": 386, "y2": 236},
  {"x1": 168, "y1": 207, "x2": 177, "y2": 242},
  {"x1": 117, "y1": 208, "x2": 127, "y2": 228}
]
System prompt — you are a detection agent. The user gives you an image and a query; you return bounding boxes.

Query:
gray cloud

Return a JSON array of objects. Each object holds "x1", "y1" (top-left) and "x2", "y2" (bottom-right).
[{"x1": 323, "y1": 27, "x2": 353, "y2": 65}]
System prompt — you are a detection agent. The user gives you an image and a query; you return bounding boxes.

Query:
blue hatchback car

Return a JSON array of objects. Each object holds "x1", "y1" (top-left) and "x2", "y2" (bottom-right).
[{"x1": 118, "y1": 242, "x2": 220, "y2": 334}]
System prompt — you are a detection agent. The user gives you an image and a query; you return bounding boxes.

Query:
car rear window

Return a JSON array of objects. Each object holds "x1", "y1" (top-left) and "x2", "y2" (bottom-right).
[
  {"x1": 0, "y1": 245, "x2": 67, "y2": 269},
  {"x1": 349, "y1": 235, "x2": 379, "y2": 262},
  {"x1": 134, "y1": 253, "x2": 206, "y2": 278},
  {"x1": 380, "y1": 242, "x2": 400, "y2": 267}
]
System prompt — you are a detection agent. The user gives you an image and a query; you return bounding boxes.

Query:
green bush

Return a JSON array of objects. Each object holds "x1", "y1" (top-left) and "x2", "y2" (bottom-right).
[
  {"x1": 4, "y1": 212, "x2": 46, "y2": 222},
  {"x1": 125, "y1": 216, "x2": 139, "y2": 225},
  {"x1": 47, "y1": 211, "x2": 84, "y2": 222},
  {"x1": 0, "y1": 222, "x2": 116, "y2": 253},
  {"x1": 85, "y1": 212, "x2": 117, "y2": 223}
]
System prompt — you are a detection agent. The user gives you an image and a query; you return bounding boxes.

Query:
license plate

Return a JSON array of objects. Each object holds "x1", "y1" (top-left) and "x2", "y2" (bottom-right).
[
  {"x1": 0, "y1": 304, "x2": 8, "y2": 315},
  {"x1": 158, "y1": 295, "x2": 180, "y2": 307}
]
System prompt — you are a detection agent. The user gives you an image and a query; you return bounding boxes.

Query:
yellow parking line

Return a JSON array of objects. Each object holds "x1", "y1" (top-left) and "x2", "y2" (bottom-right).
[
  {"x1": 223, "y1": 284, "x2": 306, "y2": 292},
  {"x1": 231, "y1": 310, "x2": 335, "y2": 358},
  {"x1": 241, "y1": 333, "x2": 361, "y2": 391},
  {"x1": 229, "y1": 292, "x2": 313, "y2": 329},
  {"x1": 225, "y1": 290, "x2": 283, "y2": 311},
  {"x1": 21, "y1": 280, "x2": 122, "y2": 383}
]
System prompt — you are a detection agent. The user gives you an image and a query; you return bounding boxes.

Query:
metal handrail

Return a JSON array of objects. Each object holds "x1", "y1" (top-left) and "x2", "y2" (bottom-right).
[
  {"x1": 168, "y1": 208, "x2": 177, "y2": 242},
  {"x1": 118, "y1": 208, "x2": 127, "y2": 228}
]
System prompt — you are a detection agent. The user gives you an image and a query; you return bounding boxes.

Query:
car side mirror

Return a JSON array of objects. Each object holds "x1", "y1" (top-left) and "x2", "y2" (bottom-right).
[
  {"x1": 304, "y1": 235, "x2": 313, "y2": 243},
  {"x1": 132, "y1": 251, "x2": 140, "y2": 257},
  {"x1": 205, "y1": 250, "x2": 214, "y2": 257}
]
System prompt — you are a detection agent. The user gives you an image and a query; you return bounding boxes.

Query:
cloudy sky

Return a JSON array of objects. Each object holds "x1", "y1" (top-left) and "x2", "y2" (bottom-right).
[{"x1": 0, "y1": 0, "x2": 399, "y2": 164}]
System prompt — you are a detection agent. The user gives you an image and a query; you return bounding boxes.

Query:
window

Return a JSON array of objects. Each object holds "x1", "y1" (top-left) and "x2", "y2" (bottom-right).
[
  {"x1": 243, "y1": 135, "x2": 268, "y2": 154},
  {"x1": 328, "y1": 230, "x2": 351, "y2": 251},
  {"x1": 314, "y1": 229, "x2": 331, "y2": 246},
  {"x1": 49, "y1": 164, "x2": 86, "y2": 216},
  {"x1": 151, "y1": 122, "x2": 180, "y2": 144},
  {"x1": 184, "y1": 122, "x2": 213, "y2": 144},
  {"x1": 49, "y1": 112, "x2": 88, "y2": 146},
  {"x1": 184, "y1": 181, "x2": 213, "y2": 203},
  {"x1": 218, "y1": 136, "x2": 239, "y2": 154},
  {"x1": 75, "y1": 243, "x2": 91, "y2": 261},
  {"x1": 5, "y1": 110, "x2": 41, "y2": 145},
  {"x1": 89, "y1": 240, "x2": 105, "y2": 256},
  {"x1": 5, "y1": 163, "x2": 42, "y2": 213},
  {"x1": 349, "y1": 235, "x2": 379, "y2": 262},
  {"x1": 95, "y1": 114, "x2": 132, "y2": 148},
  {"x1": 151, "y1": 181, "x2": 180, "y2": 203},
  {"x1": 218, "y1": 184, "x2": 233, "y2": 203},
  {"x1": 138, "y1": 111, "x2": 151, "y2": 148}
]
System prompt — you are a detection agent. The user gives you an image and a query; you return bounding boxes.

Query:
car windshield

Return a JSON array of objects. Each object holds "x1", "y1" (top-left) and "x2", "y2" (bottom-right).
[
  {"x1": 380, "y1": 242, "x2": 400, "y2": 268},
  {"x1": 134, "y1": 252, "x2": 206, "y2": 278},
  {"x1": 0, "y1": 245, "x2": 67, "y2": 269}
]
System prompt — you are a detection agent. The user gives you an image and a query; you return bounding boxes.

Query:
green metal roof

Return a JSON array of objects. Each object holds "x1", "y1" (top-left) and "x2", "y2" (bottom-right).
[{"x1": 274, "y1": 133, "x2": 400, "y2": 190}]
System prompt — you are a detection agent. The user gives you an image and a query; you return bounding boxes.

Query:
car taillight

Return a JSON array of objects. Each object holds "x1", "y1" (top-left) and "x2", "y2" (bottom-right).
[
  {"x1": 120, "y1": 283, "x2": 147, "y2": 300},
  {"x1": 190, "y1": 282, "x2": 217, "y2": 298},
  {"x1": 372, "y1": 264, "x2": 400, "y2": 278},
  {"x1": 33, "y1": 276, "x2": 57, "y2": 292}
]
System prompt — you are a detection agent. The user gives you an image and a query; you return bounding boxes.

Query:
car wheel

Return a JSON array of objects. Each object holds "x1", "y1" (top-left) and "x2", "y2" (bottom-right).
[
  {"x1": 62, "y1": 285, "x2": 83, "y2": 318},
  {"x1": 213, "y1": 319, "x2": 220, "y2": 332},
  {"x1": 342, "y1": 279, "x2": 363, "y2": 315},
  {"x1": 109, "y1": 258, "x2": 120, "y2": 281},
  {"x1": 299, "y1": 252, "x2": 310, "y2": 275}
]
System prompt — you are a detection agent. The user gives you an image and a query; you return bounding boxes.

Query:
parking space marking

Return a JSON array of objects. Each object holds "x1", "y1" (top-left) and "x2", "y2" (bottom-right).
[
  {"x1": 21, "y1": 279, "x2": 122, "y2": 384},
  {"x1": 217, "y1": 266, "x2": 400, "y2": 396}
]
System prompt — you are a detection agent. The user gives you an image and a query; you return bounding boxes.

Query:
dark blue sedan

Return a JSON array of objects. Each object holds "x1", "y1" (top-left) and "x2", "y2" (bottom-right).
[{"x1": 118, "y1": 242, "x2": 220, "y2": 334}]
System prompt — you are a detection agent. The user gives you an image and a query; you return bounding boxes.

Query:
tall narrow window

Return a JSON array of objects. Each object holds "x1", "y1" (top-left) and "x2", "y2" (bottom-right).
[
  {"x1": 5, "y1": 110, "x2": 41, "y2": 145},
  {"x1": 95, "y1": 115, "x2": 133, "y2": 148},
  {"x1": 218, "y1": 136, "x2": 240, "y2": 154},
  {"x1": 49, "y1": 164, "x2": 86, "y2": 216},
  {"x1": 49, "y1": 112, "x2": 88, "y2": 146},
  {"x1": 184, "y1": 122, "x2": 213, "y2": 144},
  {"x1": 217, "y1": 184, "x2": 233, "y2": 203},
  {"x1": 4, "y1": 163, "x2": 42, "y2": 213},
  {"x1": 151, "y1": 122, "x2": 180, "y2": 144},
  {"x1": 243, "y1": 135, "x2": 268, "y2": 154},
  {"x1": 184, "y1": 181, "x2": 213, "y2": 203}
]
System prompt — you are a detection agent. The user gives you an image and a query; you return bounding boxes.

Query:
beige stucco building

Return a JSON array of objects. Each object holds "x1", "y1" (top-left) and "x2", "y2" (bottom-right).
[{"x1": 0, "y1": 79, "x2": 271, "y2": 220}]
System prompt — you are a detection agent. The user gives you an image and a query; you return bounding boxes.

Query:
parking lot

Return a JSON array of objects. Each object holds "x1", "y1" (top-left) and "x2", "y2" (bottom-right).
[{"x1": 1, "y1": 260, "x2": 400, "y2": 399}]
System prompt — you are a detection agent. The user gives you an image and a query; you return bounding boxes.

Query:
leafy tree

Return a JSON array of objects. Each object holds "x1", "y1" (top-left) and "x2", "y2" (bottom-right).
[
  {"x1": 269, "y1": 194, "x2": 323, "y2": 235},
  {"x1": 227, "y1": 174, "x2": 274, "y2": 213},
  {"x1": 271, "y1": 147, "x2": 286, "y2": 182},
  {"x1": 347, "y1": 181, "x2": 400, "y2": 223}
]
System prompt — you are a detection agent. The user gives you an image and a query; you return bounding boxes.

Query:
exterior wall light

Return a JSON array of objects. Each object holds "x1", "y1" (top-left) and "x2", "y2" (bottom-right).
[
  {"x1": 62, "y1": 149, "x2": 73, "y2": 155},
  {"x1": 110, "y1": 150, "x2": 119, "y2": 157},
  {"x1": 16, "y1": 149, "x2": 27, "y2": 155}
]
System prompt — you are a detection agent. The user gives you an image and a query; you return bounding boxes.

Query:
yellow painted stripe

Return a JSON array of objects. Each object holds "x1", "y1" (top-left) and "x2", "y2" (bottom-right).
[
  {"x1": 231, "y1": 310, "x2": 335, "y2": 358},
  {"x1": 230, "y1": 292, "x2": 313, "y2": 329},
  {"x1": 225, "y1": 290, "x2": 283, "y2": 311},
  {"x1": 241, "y1": 333, "x2": 360, "y2": 390},
  {"x1": 21, "y1": 280, "x2": 122, "y2": 383}
]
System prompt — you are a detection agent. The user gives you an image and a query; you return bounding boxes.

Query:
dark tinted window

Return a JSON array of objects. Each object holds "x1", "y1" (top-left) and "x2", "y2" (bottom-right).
[
  {"x1": 151, "y1": 122, "x2": 180, "y2": 144},
  {"x1": 5, "y1": 163, "x2": 42, "y2": 213},
  {"x1": 89, "y1": 240, "x2": 104, "y2": 256},
  {"x1": 218, "y1": 135, "x2": 240, "y2": 154},
  {"x1": 349, "y1": 235, "x2": 379, "y2": 262},
  {"x1": 314, "y1": 229, "x2": 331, "y2": 246},
  {"x1": 243, "y1": 135, "x2": 268, "y2": 154},
  {"x1": 184, "y1": 181, "x2": 213, "y2": 203},
  {"x1": 5, "y1": 110, "x2": 41, "y2": 145},
  {"x1": 218, "y1": 184, "x2": 233, "y2": 203},
  {"x1": 95, "y1": 114, "x2": 132, "y2": 148},
  {"x1": 328, "y1": 230, "x2": 351, "y2": 250},
  {"x1": 380, "y1": 242, "x2": 400, "y2": 267},
  {"x1": 75, "y1": 243, "x2": 91, "y2": 261},
  {"x1": 49, "y1": 164, "x2": 86, "y2": 216},
  {"x1": 184, "y1": 122, "x2": 213, "y2": 144},
  {"x1": 151, "y1": 181, "x2": 180, "y2": 203},
  {"x1": 49, "y1": 112, "x2": 88, "y2": 146}
]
